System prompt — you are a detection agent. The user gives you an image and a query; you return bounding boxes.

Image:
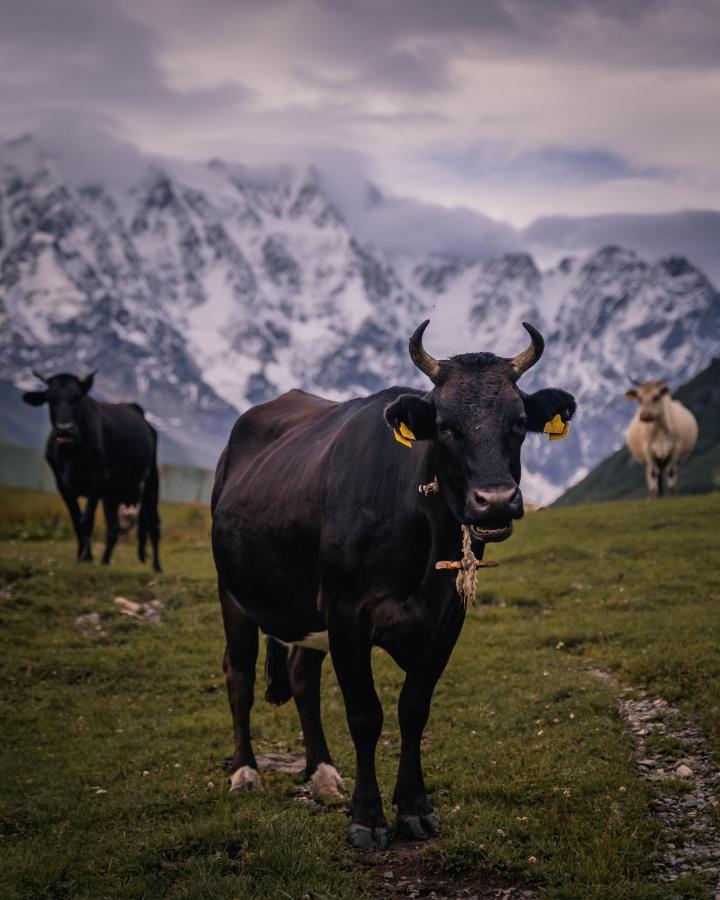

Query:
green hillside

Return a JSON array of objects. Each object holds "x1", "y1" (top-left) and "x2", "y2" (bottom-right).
[{"x1": 555, "y1": 357, "x2": 720, "y2": 506}]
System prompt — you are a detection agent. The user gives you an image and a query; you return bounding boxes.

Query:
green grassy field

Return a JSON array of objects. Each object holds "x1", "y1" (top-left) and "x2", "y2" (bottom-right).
[{"x1": 1, "y1": 487, "x2": 718, "y2": 899}]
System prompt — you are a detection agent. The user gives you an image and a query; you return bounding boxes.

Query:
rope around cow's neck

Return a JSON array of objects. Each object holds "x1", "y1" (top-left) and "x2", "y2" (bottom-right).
[{"x1": 418, "y1": 478, "x2": 499, "y2": 608}]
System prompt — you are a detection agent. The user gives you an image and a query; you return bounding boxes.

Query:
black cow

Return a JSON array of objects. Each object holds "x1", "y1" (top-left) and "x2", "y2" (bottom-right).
[
  {"x1": 22, "y1": 371, "x2": 161, "y2": 571},
  {"x1": 211, "y1": 321, "x2": 575, "y2": 850}
]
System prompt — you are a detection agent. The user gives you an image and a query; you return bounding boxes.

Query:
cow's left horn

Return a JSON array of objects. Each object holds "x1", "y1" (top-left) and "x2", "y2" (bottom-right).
[
  {"x1": 409, "y1": 320, "x2": 440, "y2": 382},
  {"x1": 32, "y1": 369, "x2": 48, "y2": 384},
  {"x1": 78, "y1": 370, "x2": 97, "y2": 385},
  {"x1": 510, "y1": 322, "x2": 544, "y2": 378}
]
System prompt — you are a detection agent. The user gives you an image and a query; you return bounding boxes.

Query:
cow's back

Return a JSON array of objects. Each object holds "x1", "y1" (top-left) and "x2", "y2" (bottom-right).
[
  {"x1": 211, "y1": 389, "x2": 364, "y2": 637},
  {"x1": 98, "y1": 402, "x2": 156, "y2": 494}
]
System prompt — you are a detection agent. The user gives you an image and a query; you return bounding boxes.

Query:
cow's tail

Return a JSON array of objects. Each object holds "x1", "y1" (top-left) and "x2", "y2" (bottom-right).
[{"x1": 264, "y1": 637, "x2": 292, "y2": 705}]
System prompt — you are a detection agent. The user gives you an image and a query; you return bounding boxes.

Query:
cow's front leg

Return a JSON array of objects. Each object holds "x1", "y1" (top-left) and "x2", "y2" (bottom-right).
[
  {"x1": 393, "y1": 601, "x2": 463, "y2": 841},
  {"x1": 666, "y1": 462, "x2": 678, "y2": 493},
  {"x1": 329, "y1": 630, "x2": 387, "y2": 850},
  {"x1": 101, "y1": 498, "x2": 119, "y2": 565},
  {"x1": 393, "y1": 669, "x2": 442, "y2": 840},
  {"x1": 79, "y1": 494, "x2": 100, "y2": 561},
  {"x1": 645, "y1": 461, "x2": 660, "y2": 498},
  {"x1": 56, "y1": 482, "x2": 85, "y2": 560}
]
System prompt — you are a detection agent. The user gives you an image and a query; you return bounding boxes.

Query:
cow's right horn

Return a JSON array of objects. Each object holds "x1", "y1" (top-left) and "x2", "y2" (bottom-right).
[
  {"x1": 409, "y1": 320, "x2": 440, "y2": 382},
  {"x1": 510, "y1": 322, "x2": 545, "y2": 378},
  {"x1": 32, "y1": 369, "x2": 48, "y2": 384}
]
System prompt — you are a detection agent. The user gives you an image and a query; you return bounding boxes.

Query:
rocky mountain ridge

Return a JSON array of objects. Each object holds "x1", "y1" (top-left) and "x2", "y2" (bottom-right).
[{"x1": 2, "y1": 134, "x2": 719, "y2": 501}]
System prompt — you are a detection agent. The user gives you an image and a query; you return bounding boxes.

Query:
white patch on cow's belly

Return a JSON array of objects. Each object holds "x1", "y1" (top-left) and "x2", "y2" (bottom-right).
[
  {"x1": 277, "y1": 630, "x2": 329, "y2": 652},
  {"x1": 310, "y1": 763, "x2": 345, "y2": 802},
  {"x1": 229, "y1": 765, "x2": 262, "y2": 792}
]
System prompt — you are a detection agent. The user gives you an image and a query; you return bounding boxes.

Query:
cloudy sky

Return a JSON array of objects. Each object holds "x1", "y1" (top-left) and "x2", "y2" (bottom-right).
[{"x1": 1, "y1": 0, "x2": 719, "y2": 226}]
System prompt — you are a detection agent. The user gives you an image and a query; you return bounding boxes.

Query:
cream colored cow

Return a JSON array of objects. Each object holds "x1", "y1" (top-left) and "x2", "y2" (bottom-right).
[{"x1": 625, "y1": 380, "x2": 698, "y2": 497}]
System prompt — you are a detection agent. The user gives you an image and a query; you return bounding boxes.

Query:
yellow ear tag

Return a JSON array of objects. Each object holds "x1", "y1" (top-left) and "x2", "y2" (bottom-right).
[
  {"x1": 399, "y1": 422, "x2": 416, "y2": 441},
  {"x1": 393, "y1": 422, "x2": 416, "y2": 448},
  {"x1": 544, "y1": 414, "x2": 570, "y2": 441}
]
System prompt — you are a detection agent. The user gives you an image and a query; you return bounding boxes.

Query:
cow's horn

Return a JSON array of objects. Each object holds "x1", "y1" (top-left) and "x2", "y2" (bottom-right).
[
  {"x1": 510, "y1": 322, "x2": 544, "y2": 378},
  {"x1": 32, "y1": 368, "x2": 48, "y2": 384},
  {"x1": 78, "y1": 370, "x2": 97, "y2": 385},
  {"x1": 409, "y1": 320, "x2": 440, "y2": 382}
]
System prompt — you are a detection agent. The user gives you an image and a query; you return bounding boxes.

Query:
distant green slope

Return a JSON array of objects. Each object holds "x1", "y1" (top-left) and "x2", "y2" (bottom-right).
[{"x1": 555, "y1": 357, "x2": 720, "y2": 506}]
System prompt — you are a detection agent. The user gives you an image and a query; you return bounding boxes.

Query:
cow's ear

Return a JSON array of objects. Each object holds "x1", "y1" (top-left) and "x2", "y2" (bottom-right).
[
  {"x1": 625, "y1": 389, "x2": 638, "y2": 400},
  {"x1": 384, "y1": 393, "x2": 436, "y2": 442},
  {"x1": 522, "y1": 388, "x2": 576, "y2": 433},
  {"x1": 660, "y1": 385, "x2": 670, "y2": 396},
  {"x1": 22, "y1": 390, "x2": 48, "y2": 406},
  {"x1": 78, "y1": 371, "x2": 95, "y2": 394}
]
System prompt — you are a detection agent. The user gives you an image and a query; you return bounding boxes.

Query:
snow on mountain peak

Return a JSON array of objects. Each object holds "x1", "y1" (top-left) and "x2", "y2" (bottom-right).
[{"x1": 1, "y1": 134, "x2": 719, "y2": 501}]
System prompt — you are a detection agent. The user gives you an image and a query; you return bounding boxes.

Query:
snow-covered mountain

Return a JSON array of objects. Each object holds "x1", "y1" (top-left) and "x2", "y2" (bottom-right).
[{"x1": 2, "y1": 133, "x2": 719, "y2": 501}]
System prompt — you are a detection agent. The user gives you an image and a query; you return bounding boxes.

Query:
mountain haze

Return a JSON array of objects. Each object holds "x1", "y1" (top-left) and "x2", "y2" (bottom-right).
[{"x1": 2, "y1": 134, "x2": 719, "y2": 502}]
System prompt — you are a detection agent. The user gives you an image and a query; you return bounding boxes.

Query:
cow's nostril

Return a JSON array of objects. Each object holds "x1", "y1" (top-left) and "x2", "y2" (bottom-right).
[{"x1": 472, "y1": 490, "x2": 491, "y2": 511}]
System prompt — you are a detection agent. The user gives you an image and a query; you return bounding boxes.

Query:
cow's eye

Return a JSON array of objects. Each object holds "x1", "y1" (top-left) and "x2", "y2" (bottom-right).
[
  {"x1": 438, "y1": 423, "x2": 461, "y2": 441},
  {"x1": 512, "y1": 416, "x2": 527, "y2": 435}
]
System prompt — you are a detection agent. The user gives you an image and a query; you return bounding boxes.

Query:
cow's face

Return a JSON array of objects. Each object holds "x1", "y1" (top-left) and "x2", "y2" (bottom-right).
[
  {"x1": 385, "y1": 322, "x2": 576, "y2": 542},
  {"x1": 22, "y1": 371, "x2": 95, "y2": 445},
  {"x1": 625, "y1": 381, "x2": 669, "y2": 423}
]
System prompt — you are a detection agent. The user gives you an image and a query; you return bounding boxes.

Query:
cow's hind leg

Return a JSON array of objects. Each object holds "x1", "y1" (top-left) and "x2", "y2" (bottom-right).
[
  {"x1": 329, "y1": 629, "x2": 388, "y2": 850},
  {"x1": 220, "y1": 585, "x2": 261, "y2": 792},
  {"x1": 288, "y1": 647, "x2": 345, "y2": 803},
  {"x1": 101, "y1": 498, "x2": 120, "y2": 565},
  {"x1": 139, "y1": 466, "x2": 161, "y2": 572}
]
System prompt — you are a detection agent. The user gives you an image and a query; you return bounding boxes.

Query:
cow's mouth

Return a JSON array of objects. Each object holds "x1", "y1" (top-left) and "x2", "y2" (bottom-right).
[
  {"x1": 55, "y1": 436, "x2": 74, "y2": 445},
  {"x1": 468, "y1": 520, "x2": 513, "y2": 542}
]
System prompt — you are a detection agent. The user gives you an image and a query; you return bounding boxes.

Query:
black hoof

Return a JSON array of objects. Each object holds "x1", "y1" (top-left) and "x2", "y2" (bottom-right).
[
  {"x1": 348, "y1": 823, "x2": 389, "y2": 851},
  {"x1": 396, "y1": 812, "x2": 440, "y2": 840},
  {"x1": 152, "y1": 564, "x2": 162, "y2": 573}
]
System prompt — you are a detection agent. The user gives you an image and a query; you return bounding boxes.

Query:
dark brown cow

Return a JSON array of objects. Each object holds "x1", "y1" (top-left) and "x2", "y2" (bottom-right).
[{"x1": 211, "y1": 322, "x2": 576, "y2": 849}]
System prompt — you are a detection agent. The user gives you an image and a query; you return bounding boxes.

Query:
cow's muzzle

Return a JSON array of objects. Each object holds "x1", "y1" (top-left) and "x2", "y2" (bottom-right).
[
  {"x1": 54, "y1": 422, "x2": 77, "y2": 445},
  {"x1": 466, "y1": 484, "x2": 523, "y2": 542}
]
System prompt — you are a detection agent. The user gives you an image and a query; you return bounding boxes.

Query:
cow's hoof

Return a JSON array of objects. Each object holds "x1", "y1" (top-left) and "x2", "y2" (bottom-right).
[
  {"x1": 396, "y1": 812, "x2": 440, "y2": 840},
  {"x1": 152, "y1": 564, "x2": 162, "y2": 574},
  {"x1": 229, "y1": 766, "x2": 262, "y2": 792},
  {"x1": 347, "y1": 823, "x2": 389, "y2": 851},
  {"x1": 310, "y1": 763, "x2": 346, "y2": 804}
]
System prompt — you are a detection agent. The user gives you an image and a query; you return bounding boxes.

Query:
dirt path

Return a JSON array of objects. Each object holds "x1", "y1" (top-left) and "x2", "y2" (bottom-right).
[
  {"x1": 357, "y1": 843, "x2": 534, "y2": 900},
  {"x1": 591, "y1": 669, "x2": 720, "y2": 895}
]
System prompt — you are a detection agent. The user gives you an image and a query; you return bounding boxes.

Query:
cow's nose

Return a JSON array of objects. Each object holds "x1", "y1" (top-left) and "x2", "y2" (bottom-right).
[{"x1": 470, "y1": 484, "x2": 523, "y2": 518}]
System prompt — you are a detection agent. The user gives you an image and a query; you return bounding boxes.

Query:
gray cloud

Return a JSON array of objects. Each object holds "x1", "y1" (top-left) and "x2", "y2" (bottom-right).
[{"x1": 1, "y1": 0, "x2": 719, "y2": 227}]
